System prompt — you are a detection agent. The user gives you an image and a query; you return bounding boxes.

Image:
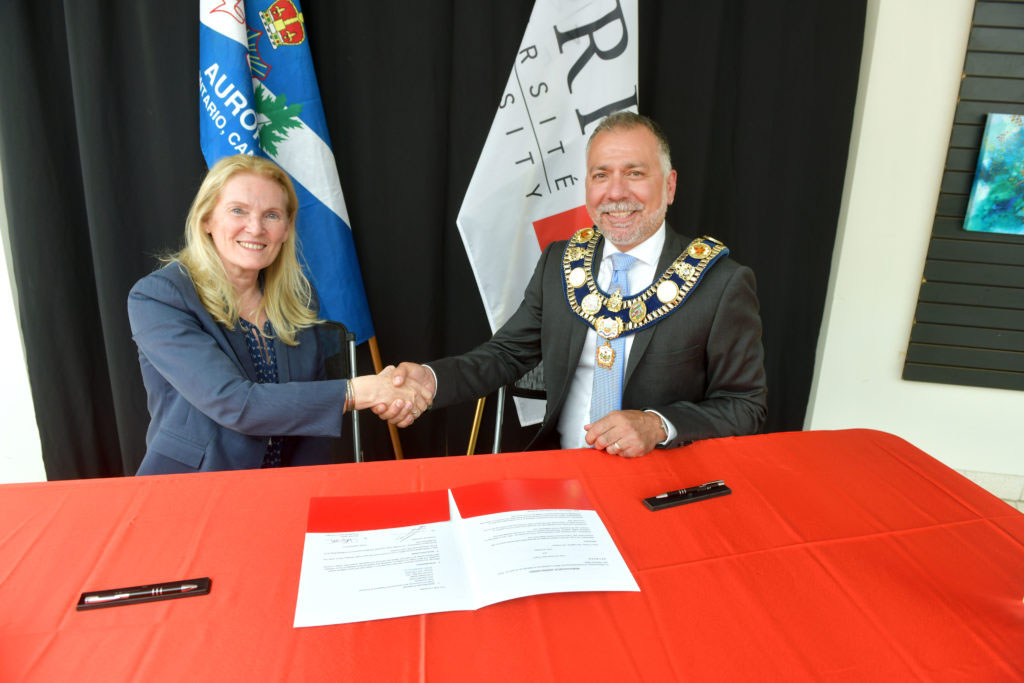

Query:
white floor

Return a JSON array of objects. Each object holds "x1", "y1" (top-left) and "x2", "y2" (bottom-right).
[{"x1": 958, "y1": 470, "x2": 1024, "y2": 513}]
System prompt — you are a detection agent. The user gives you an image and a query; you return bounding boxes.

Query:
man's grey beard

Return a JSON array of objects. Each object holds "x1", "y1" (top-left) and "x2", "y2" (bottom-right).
[{"x1": 597, "y1": 200, "x2": 668, "y2": 247}]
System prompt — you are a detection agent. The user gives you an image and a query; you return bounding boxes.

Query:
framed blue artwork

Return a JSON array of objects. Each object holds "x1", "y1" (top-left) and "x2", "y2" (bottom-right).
[{"x1": 963, "y1": 113, "x2": 1024, "y2": 235}]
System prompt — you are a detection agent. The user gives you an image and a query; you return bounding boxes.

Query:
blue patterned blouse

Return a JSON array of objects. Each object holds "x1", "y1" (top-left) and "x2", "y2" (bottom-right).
[{"x1": 237, "y1": 318, "x2": 283, "y2": 468}]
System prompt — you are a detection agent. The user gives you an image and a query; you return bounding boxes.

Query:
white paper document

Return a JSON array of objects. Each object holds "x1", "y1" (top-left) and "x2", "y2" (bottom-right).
[{"x1": 293, "y1": 479, "x2": 639, "y2": 627}]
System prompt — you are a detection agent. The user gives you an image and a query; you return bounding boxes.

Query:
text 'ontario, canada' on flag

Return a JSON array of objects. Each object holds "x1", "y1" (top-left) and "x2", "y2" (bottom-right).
[
  {"x1": 198, "y1": 0, "x2": 373, "y2": 343},
  {"x1": 456, "y1": 0, "x2": 638, "y2": 424}
]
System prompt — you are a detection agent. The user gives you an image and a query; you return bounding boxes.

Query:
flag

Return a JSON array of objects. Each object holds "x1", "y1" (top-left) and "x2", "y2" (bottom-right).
[
  {"x1": 456, "y1": 0, "x2": 639, "y2": 423},
  {"x1": 198, "y1": 0, "x2": 373, "y2": 342}
]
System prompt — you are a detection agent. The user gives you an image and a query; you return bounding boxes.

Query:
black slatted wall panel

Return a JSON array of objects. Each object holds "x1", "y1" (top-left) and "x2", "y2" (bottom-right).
[{"x1": 904, "y1": 0, "x2": 1024, "y2": 391}]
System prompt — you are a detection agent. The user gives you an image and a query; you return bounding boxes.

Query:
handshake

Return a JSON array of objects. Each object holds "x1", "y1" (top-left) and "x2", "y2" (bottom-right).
[
  {"x1": 349, "y1": 362, "x2": 435, "y2": 428},
  {"x1": 352, "y1": 361, "x2": 669, "y2": 457}
]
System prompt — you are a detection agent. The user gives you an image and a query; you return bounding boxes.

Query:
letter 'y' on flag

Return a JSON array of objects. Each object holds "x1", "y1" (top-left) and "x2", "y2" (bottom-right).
[
  {"x1": 456, "y1": 0, "x2": 638, "y2": 424},
  {"x1": 198, "y1": 0, "x2": 373, "y2": 342}
]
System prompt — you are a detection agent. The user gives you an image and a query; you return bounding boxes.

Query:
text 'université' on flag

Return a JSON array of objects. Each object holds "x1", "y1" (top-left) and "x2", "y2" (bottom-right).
[
  {"x1": 457, "y1": 0, "x2": 638, "y2": 424},
  {"x1": 198, "y1": 0, "x2": 373, "y2": 343}
]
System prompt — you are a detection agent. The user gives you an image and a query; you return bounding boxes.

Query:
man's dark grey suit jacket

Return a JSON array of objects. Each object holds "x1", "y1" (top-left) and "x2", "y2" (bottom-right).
[{"x1": 430, "y1": 228, "x2": 767, "y2": 449}]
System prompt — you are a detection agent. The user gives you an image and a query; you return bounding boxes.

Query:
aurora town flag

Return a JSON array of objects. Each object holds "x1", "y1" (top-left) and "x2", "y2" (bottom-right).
[
  {"x1": 199, "y1": 0, "x2": 373, "y2": 342},
  {"x1": 456, "y1": 0, "x2": 638, "y2": 423}
]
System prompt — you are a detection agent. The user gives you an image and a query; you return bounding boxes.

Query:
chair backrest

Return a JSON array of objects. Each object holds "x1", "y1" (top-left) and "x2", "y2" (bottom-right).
[
  {"x1": 318, "y1": 321, "x2": 352, "y2": 380},
  {"x1": 511, "y1": 362, "x2": 546, "y2": 400}
]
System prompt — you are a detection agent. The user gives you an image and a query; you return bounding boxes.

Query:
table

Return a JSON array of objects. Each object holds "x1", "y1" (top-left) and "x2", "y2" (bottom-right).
[{"x1": 2, "y1": 429, "x2": 1023, "y2": 681}]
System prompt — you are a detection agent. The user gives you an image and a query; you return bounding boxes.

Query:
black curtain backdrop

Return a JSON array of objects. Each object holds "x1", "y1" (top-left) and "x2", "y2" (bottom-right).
[{"x1": 0, "y1": 1, "x2": 865, "y2": 479}]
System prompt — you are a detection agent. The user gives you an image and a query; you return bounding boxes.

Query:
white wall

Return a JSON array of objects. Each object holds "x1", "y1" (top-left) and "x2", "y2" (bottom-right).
[
  {"x1": 0, "y1": 155, "x2": 45, "y2": 484},
  {"x1": 807, "y1": 0, "x2": 1024, "y2": 476}
]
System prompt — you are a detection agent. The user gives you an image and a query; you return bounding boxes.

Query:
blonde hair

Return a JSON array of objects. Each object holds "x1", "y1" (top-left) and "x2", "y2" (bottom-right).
[{"x1": 167, "y1": 154, "x2": 319, "y2": 345}]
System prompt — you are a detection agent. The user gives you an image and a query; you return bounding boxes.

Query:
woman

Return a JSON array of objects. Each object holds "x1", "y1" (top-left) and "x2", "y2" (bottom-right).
[{"x1": 128, "y1": 154, "x2": 428, "y2": 474}]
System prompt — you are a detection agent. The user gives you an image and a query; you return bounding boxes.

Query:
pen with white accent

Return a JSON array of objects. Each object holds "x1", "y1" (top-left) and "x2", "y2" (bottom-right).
[
  {"x1": 83, "y1": 582, "x2": 200, "y2": 604},
  {"x1": 655, "y1": 480, "x2": 725, "y2": 499}
]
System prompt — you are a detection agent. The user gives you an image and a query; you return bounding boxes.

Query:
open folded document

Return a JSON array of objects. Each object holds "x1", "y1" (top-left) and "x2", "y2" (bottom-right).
[{"x1": 293, "y1": 478, "x2": 639, "y2": 627}]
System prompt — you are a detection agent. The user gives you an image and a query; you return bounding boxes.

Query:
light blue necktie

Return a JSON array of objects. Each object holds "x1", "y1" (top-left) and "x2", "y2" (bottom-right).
[{"x1": 590, "y1": 252, "x2": 637, "y2": 423}]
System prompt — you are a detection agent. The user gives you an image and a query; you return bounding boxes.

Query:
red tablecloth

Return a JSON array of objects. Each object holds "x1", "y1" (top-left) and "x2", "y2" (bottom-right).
[{"x1": 2, "y1": 429, "x2": 1023, "y2": 681}]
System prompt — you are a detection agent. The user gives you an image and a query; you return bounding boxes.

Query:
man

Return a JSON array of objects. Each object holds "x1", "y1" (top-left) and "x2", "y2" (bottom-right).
[{"x1": 383, "y1": 112, "x2": 766, "y2": 457}]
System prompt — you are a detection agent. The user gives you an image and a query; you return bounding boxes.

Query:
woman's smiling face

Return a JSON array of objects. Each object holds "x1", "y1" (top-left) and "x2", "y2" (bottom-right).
[{"x1": 204, "y1": 172, "x2": 290, "y2": 281}]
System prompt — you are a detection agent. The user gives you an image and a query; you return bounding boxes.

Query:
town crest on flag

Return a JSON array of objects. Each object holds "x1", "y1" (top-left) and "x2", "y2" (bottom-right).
[{"x1": 260, "y1": 0, "x2": 306, "y2": 48}]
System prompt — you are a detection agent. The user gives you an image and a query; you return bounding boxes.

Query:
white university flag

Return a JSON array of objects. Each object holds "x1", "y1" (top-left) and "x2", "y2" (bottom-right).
[{"x1": 456, "y1": 0, "x2": 639, "y2": 425}]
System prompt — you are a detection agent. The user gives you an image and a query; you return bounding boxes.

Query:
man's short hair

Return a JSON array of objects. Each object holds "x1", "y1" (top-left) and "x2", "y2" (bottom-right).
[{"x1": 586, "y1": 111, "x2": 672, "y2": 175}]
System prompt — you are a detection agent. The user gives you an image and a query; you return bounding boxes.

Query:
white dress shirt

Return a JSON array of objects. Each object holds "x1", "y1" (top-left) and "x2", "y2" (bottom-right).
[{"x1": 557, "y1": 224, "x2": 678, "y2": 449}]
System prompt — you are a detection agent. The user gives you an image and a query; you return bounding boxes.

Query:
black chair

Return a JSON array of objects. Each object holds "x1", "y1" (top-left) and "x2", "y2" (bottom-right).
[{"x1": 319, "y1": 321, "x2": 363, "y2": 462}]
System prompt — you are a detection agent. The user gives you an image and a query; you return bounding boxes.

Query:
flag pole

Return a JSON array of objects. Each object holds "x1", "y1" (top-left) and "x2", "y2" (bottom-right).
[
  {"x1": 466, "y1": 397, "x2": 486, "y2": 456},
  {"x1": 367, "y1": 336, "x2": 404, "y2": 460}
]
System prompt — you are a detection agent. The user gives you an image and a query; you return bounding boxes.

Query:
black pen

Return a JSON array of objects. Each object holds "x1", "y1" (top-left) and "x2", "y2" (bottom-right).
[
  {"x1": 644, "y1": 480, "x2": 731, "y2": 511},
  {"x1": 83, "y1": 582, "x2": 200, "y2": 604},
  {"x1": 656, "y1": 480, "x2": 725, "y2": 499}
]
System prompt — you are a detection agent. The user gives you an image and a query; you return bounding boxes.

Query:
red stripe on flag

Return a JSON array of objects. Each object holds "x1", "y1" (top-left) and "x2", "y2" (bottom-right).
[{"x1": 532, "y1": 205, "x2": 593, "y2": 250}]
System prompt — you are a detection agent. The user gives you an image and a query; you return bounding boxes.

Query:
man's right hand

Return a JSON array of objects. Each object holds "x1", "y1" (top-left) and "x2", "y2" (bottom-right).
[{"x1": 372, "y1": 362, "x2": 436, "y2": 427}]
